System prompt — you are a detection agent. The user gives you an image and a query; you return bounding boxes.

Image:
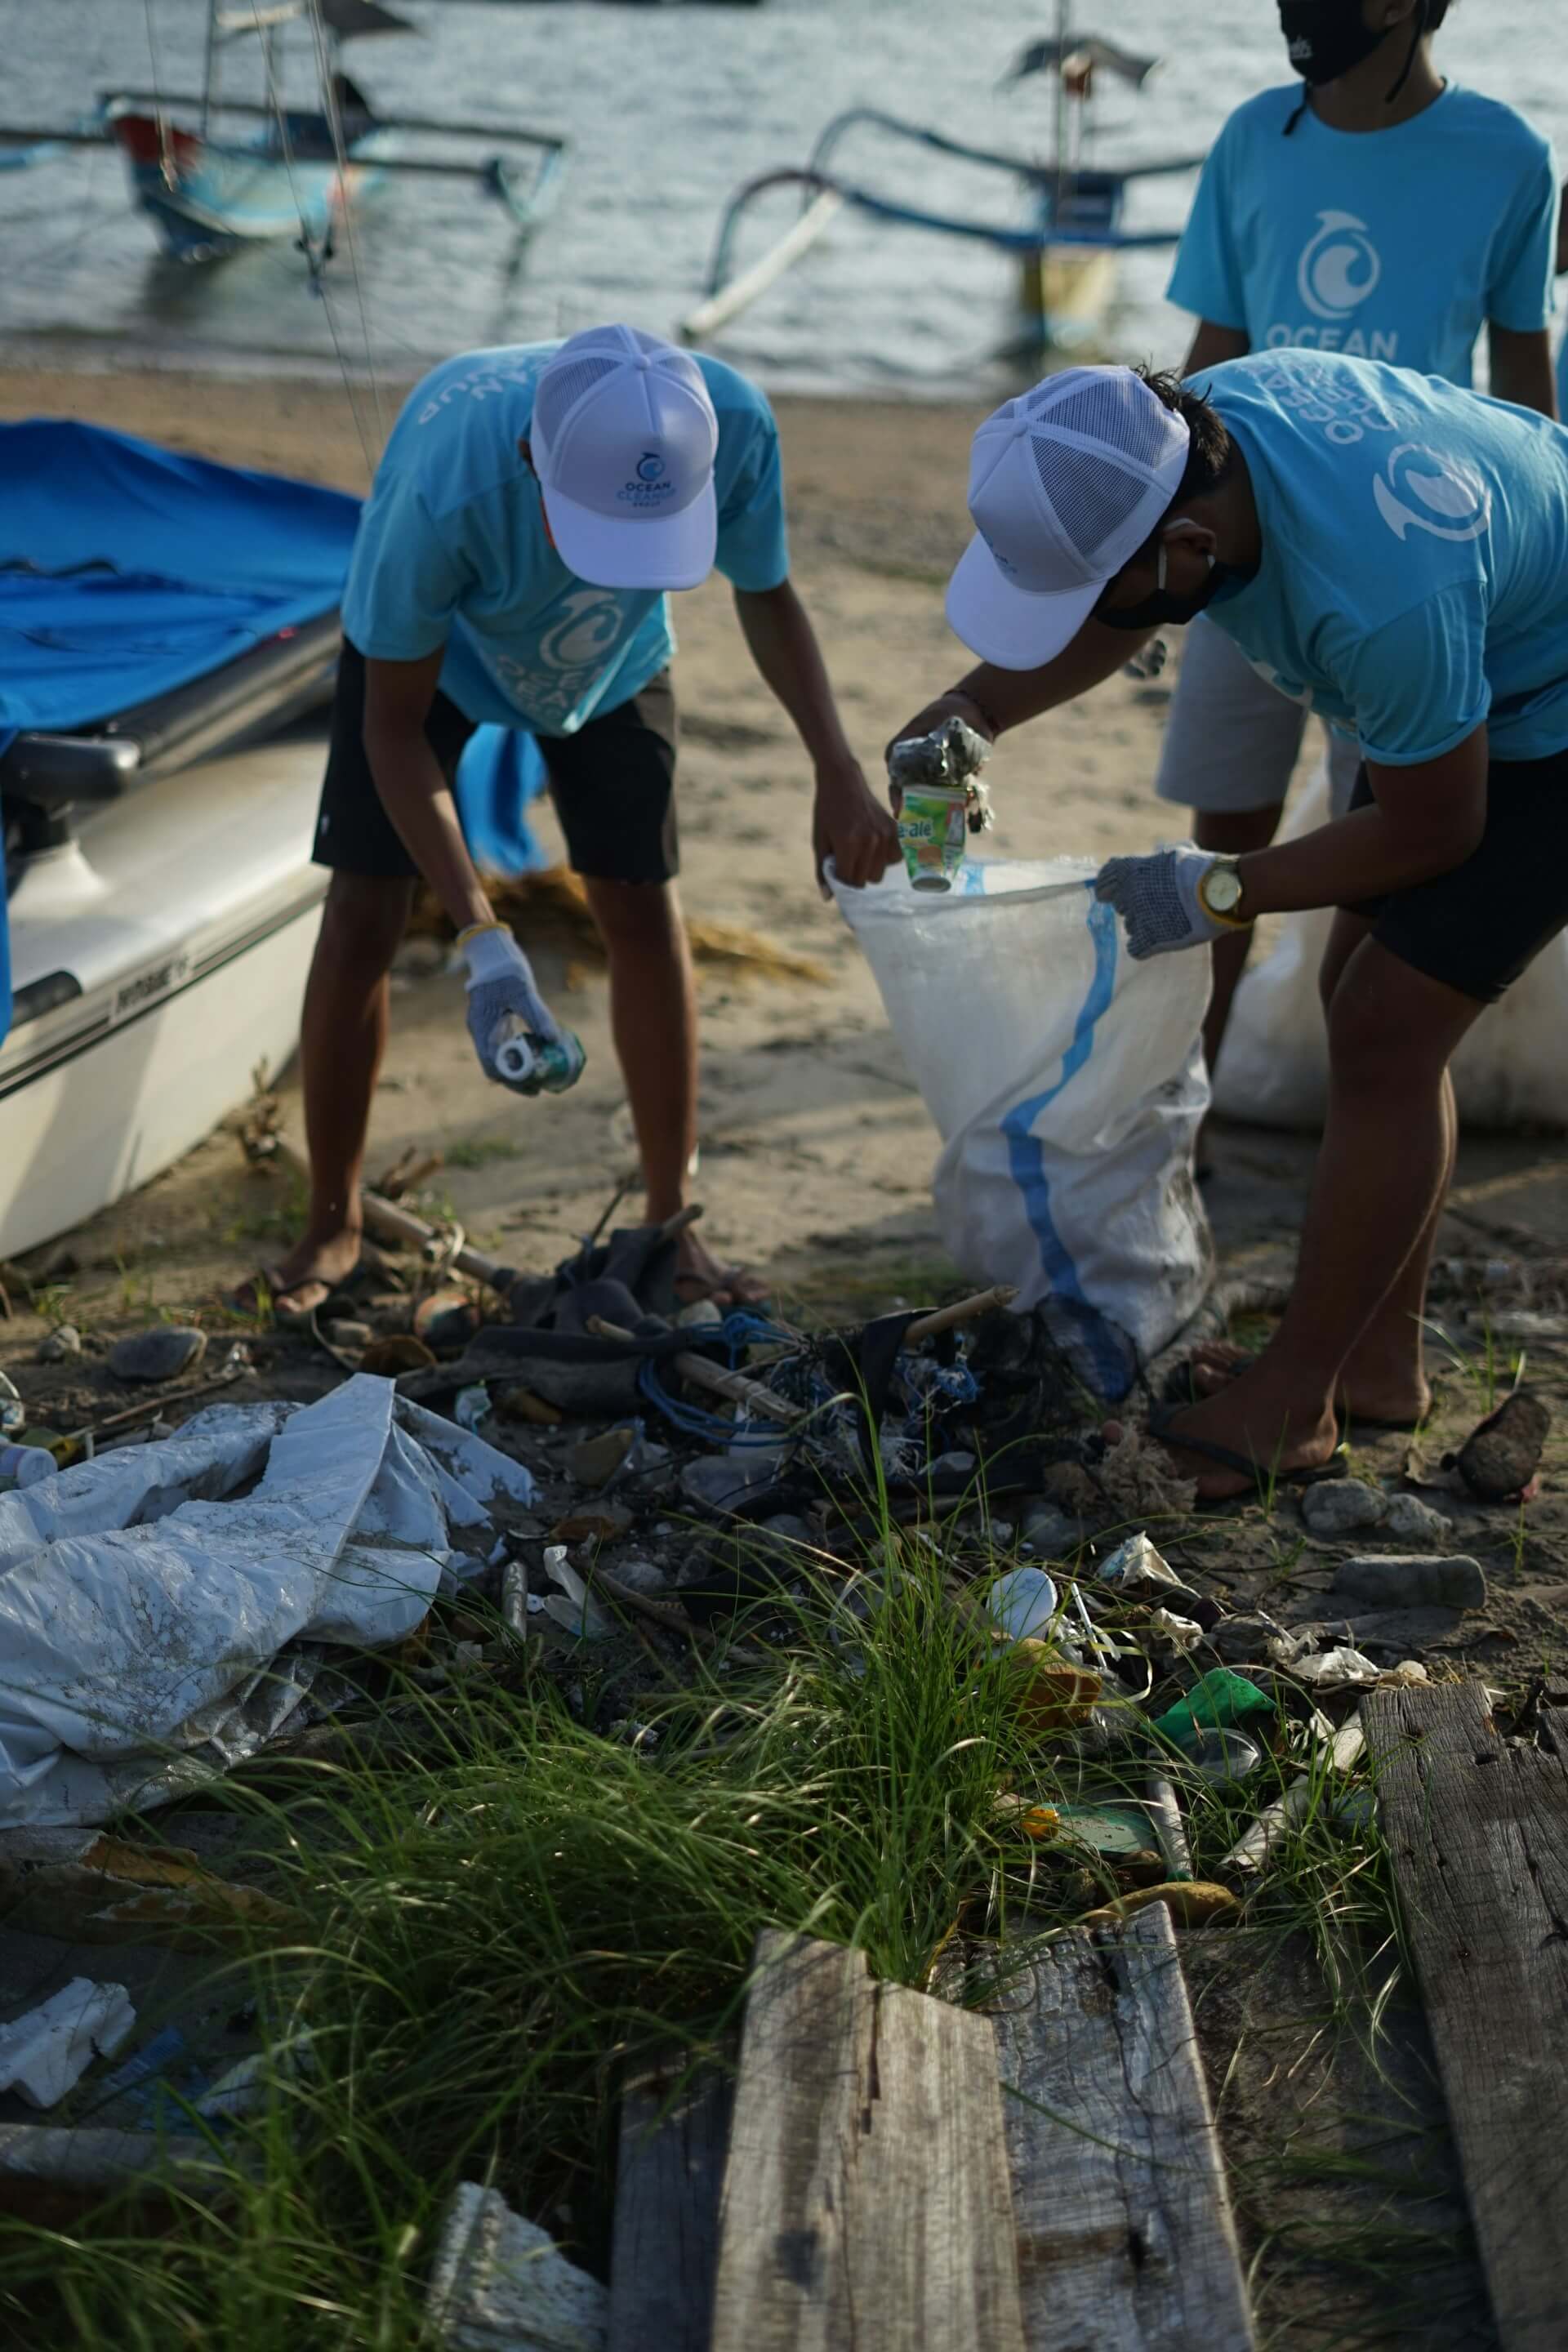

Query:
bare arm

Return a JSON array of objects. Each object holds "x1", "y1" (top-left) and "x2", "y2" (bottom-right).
[
  {"x1": 889, "y1": 612, "x2": 1159, "y2": 759},
  {"x1": 733, "y1": 579, "x2": 899, "y2": 890},
  {"x1": 1183, "y1": 319, "x2": 1250, "y2": 376},
  {"x1": 1236, "y1": 728, "x2": 1488, "y2": 915},
  {"x1": 1488, "y1": 323, "x2": 1558, "y2": 419},
  {"x1": 361, "y1": 648, "x2": 493, "y2": 933}
]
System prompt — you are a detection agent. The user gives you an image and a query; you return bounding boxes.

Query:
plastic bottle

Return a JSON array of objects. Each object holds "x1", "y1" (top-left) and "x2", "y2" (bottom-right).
[
  {"x1": 0, "y1": 1443, "x2": 56, "y2": 1490},
  {"x1": 494, "y1": 1023, "x2": 586, "y2": 1095}
]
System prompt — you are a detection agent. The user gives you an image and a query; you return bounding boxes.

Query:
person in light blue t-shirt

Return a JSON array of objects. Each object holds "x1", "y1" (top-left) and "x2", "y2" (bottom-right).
[
  {"x1": 901, "y1": 351, "x2": 1568, "y2": 1500},
  {"x1": 256, "y1": 326, "x2": 898, "y2": 1322},
  {"x1": 1156, "y1": 0, "x2": 1558, "y2": 1101}
]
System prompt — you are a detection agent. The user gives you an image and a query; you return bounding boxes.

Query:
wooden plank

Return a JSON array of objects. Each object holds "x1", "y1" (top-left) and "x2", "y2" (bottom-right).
[
  {"x1": 608, "y1": 2058, "x2": 734, "y2": 2352},
  {"x1": 1367, "y1": 1682, "x2": 1568, "y2": 2352},
  {"x1": 709, "y1": 1929, "x2": 1026, "y2": 2352},
  {"x1": 989, "y1": 1907, "x2": 1255, "y2": 2352}
]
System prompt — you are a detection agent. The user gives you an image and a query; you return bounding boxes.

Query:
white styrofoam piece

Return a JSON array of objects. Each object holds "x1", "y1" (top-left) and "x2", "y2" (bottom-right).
[
  {"x1": 0, "y1": 1978, "x2": 136, "y2": 2109},
  {"x1": 427, "y1": 2182, "x2": 608, "y2": 2352}
]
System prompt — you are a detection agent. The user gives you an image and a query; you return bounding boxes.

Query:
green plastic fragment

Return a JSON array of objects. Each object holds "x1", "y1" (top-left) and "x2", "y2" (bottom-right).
[{"x1": 1152, "y1": 1667, "x2": 1276, "y2": 1753}]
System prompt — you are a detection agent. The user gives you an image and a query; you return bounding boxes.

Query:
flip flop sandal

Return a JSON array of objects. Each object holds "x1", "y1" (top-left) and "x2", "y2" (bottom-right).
[
  {"x1": 1164, "y1": 1349, "x2": 1433, "y2": 1434},
  {"x1": 1146, "y1": 1405, "x2": 1349, "y2": 1490},
  {"x1": 229, "y1": 1255, "x2": 389, "y2": 1330}
]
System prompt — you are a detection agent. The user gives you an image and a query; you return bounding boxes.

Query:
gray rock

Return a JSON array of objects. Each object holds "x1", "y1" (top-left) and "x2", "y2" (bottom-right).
[
  {"x1": 107, "y1": 1325, "x2": 207, "y2": 1383},
  {"x1": 1382, "y1": 1493, "x2": 1453, "y2": 1543},
  {"x1": 1300, "y1": 1477, "x2": 1387, "y2": 1537},
  {"x1": 1334, "y1": 1553, "x2": 1486, "y2": 1611},
  {"x1": 37, "y1": 1325, "x2": 82, "y2": 1362},
  {"x1": 599, "y1": 1555, "x2": 670, "y2": 1597}
]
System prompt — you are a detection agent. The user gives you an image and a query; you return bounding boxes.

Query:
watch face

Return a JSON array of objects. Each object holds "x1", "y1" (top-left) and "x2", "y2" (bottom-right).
[{"x1": 1205, "y1": 865, "x2": 1243, "y2": 913}]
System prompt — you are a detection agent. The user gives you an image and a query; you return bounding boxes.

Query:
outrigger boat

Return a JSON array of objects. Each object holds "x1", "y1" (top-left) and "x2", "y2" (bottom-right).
[
  {"x1": 0, "y1": 0, "x2": 567, "y2": 274},
  {"x1": 682, "y1": 5, "x2": 1198, "y2": 357}
]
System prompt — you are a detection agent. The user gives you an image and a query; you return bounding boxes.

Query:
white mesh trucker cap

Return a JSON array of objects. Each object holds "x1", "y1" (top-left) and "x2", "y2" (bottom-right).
[
  {"x1": 532, "y1": 324, "x2": 720, "y2": 590},
  {"x1": 945, "y1": 367, "x2": 1192, "y2": 669}
]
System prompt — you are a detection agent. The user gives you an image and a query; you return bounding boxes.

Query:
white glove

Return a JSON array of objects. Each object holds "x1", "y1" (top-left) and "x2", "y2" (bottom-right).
[
  {"x1": 460, "y1": 922, "x2": 581, "y2": 1095},
  {"x1": 1093, "y1": 849, "x2": 1250, "y2": 960}
]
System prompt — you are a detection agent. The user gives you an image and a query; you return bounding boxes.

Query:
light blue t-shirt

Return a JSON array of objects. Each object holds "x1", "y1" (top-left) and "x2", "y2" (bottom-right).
[
  {"x1": 1197, "y1": 351, "x2": 1568, "y2": 766},
  {"x1": 341, "y1": 345, "x2": 789, "y2": 734},
  {"x1": 1169, "y1": 83, "x2": 1557, "y2": 384}
]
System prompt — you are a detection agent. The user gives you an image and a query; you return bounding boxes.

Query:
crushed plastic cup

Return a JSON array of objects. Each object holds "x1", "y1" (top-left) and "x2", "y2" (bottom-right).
[
  {"x1": 1184, "y1": 1727, "x2": 1263, "y2": 1787},
  {"x1": 896, "y1": 786, "x2": 969, "y2": 893},
  {"x1": 986, "y1": 1566, "x2": 1059, "y2": 1643}
]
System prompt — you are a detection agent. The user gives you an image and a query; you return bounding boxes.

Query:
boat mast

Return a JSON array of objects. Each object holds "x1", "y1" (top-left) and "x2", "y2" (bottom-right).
[{"x1": 202, "y1": 0, "x2": 221, "y2": 136}]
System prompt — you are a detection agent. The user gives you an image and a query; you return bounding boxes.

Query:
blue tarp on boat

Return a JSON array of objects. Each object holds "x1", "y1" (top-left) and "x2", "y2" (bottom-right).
[{"x1": 0, "y1": 419, "x2": 549, "y2": 1052}]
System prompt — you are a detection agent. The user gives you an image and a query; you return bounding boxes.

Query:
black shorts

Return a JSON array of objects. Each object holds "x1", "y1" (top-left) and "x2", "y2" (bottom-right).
[
  {"x1": 1341, "y1": 746, "x2": 1568, "y2": 1004},
  {"x1": 313, "y1": 639, "x2": 680, "y2": 884}
]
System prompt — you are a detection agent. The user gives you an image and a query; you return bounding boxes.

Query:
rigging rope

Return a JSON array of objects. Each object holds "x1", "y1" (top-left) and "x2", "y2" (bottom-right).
[{"x1": 304, "y1": 0, "x2": 388, "y2": 453}]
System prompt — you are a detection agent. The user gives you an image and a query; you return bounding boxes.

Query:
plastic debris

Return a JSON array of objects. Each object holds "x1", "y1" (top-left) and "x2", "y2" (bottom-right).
[
  {"x1": 453, "y1": 1386, "x2": 492, "y2": 1433},
  {"x1": 538, "y1": 1548, "x2": 613, "y2": 1642},
  {"x1": 1224, "y1": 1713, "x2": 1365, "y2": 1874},
  {"x1": 1077, "y1": 1881, "x2": 1241, "y2": 1931},
  {"x1": 1285, "y1": 1646, "x2": 1383, "y2": 1693},
  {"x1": 1152, "y1": 1668, "x2": 1277, "y2": 1753},
  {"x1": 1209, "y1": 1611, "x2": 1287, "y2": 1665},
  {"x1": 426, "y1": 2180, "x2": 608, "y2": 2352},
  {"x1": 1184, "y1": 1728, "x2": 1263, "y2": 1784},
  {"x1": 0, "y1": 1374, "x2": 24, "y2": 1437},
  {"x1": 986, "y1": 1566, "x2": 1059, "y2": 1643},
  {"x1": 564, "y1": 1428, "x2": 636, "y2": 1488},
  {"x1": 1094, "y1": 1532, "x2": 1188, "y2": 1600},
  {"x1": 106, "y1": 1327, "x2": 207, "y2": 1383},
  {"x1": 1147, "y1": 1607, "x2": 1204, "y2": 1656},
  {"x1": 38, "y1": 1325, "x2": 82, "y2": 1362},
  {"x1": 1011, "y1": 1643, "x2": 1102, "y2": 1735},
  {"x1": 1332, "y1": 1553, "x2": 1486, "y2": 1611},
  {"x1": 0, "y1": 1979, "x2": 136, "y2": 2109},
  {"x1": 0, "y1": 1443, "x2": 55, "y2": 1490},
  {"x1": 1379, "y1": 1659, "x2": 1431, "y2": 1687}
]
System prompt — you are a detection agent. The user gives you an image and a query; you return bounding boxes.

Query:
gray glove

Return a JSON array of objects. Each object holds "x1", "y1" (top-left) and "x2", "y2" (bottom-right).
[
  {"x1": 1093, "y1": 849, "x2": 1249, "y2": 960},
  {"x1": 461, "y1": 922, "x2": 582, "y2": 1095}
]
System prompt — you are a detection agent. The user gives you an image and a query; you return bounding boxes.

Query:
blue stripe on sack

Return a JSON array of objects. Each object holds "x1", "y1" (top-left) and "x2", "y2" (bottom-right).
[{"x1": 999, "y1": 889, "x2": 1127, "y2": 1392}]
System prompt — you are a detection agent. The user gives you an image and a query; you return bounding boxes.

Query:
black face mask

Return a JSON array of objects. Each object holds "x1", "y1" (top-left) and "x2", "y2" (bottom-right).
[
  {"x1": 1094, "y1": 543, "x2": 1233, "y2": 632},
  {"x1": 1277, "y1": 2, "x2": 1388, "y2": 87}
]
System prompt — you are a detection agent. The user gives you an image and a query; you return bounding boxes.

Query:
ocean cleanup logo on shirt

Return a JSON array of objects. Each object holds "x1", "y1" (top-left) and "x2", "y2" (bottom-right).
[
  {"x1": 1265, "y1": 212, "x2": 1396, "y2": 359},
  {"x1": 617, "y1": 450, "x2": 677, "y2": 508},
  {"x1": 1373, "y1": 444, "x2": 1492, "y2": 543}
]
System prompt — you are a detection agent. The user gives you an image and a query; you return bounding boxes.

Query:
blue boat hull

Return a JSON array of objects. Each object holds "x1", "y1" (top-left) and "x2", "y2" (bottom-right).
[{"x1": 107, "y1": 105, "x2": 388, "y2": 261}]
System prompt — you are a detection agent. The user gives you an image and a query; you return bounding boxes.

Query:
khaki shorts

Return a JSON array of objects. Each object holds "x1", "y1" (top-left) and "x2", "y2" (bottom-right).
[{"x1": 1153, "y1": 616, "x2": 1362, "y2": 818}]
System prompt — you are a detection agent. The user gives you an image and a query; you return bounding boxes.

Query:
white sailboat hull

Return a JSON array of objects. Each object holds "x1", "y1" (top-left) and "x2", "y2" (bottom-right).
[{"x1": 0, "y1": 733, "x2": 328, "y2": 1261}]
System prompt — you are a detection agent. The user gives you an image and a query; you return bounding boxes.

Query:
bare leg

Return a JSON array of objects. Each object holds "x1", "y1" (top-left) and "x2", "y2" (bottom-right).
[
  {"x1": 579, "y1": 875, "x2": 767, "y2": 1306},
  {"x1": 1137, "y1": 938, "x2": 1486, "y2": 1499},
  {"x1": 259, "y1": 873, "x2": 413, "y2": 1312},
  {"x1": 1195, "y1": 804, "x2": 1285, "y2": 1076}
]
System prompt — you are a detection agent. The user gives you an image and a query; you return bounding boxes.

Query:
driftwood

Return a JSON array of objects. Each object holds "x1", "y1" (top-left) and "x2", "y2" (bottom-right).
[
  {"x1": 609, "y1": 2060, "x2": 734, "y2": 2352},
  {"x1": 1367, "y1": 1682, "x2": 1568, "y2": 2352},
  {"x1": 709, "y1": 1931, "x2": 1025, "y2": 2351},
  {"x1": 987, "y1": 1909, "x2": 1255, "y2": 2351}
]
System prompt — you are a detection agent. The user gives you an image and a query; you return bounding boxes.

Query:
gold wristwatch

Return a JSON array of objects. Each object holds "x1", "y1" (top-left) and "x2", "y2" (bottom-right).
[{"x1": 1196, "y1": 858, "x2": 1252, "y2": 929}]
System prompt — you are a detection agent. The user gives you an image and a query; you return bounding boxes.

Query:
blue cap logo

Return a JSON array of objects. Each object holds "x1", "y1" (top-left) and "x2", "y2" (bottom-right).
[{"x1": 636, "y1": 451, "x2": 666, "y2": 483}]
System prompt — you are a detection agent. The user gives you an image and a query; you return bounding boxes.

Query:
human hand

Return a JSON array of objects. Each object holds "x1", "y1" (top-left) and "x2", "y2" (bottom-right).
[
  {"x1": 883, "y1": 690, "x2": 996, "y2": 805},
  {"x1": 460, "y1": 921, "x2": 584, "y2": 1094},
  {"x1": 813, "y1": 756, "x2": 902, "y2": 896},
  {"x1": 1093, "y1": 849, "x2": 1251, "y2": 960}
]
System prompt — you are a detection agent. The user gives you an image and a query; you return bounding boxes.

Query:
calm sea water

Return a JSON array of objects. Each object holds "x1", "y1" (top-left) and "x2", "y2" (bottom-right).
[{"x1": 2, "y1": 0, "x2": 1563, "y2": 399}]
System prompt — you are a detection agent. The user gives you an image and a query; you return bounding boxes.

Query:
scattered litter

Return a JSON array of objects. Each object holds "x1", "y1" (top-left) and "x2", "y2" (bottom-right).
[
  {"x1": 0, "y1": 1979, "x2": 135, "y2": 2109},
  {"x1": 454, "y1": 1386, "x2": 492, "y2": 1433},
  {"x1": 1281, "y1": 1645, "x2": 1383, "y2": 1694},
  {"x1": 0, "y1": 1379, "x2": 536, "y2": 1827},
  {"x1": 1152, "y1": 1668, "x2": 1276, "y2": 1753},
  {"x1": 1143, "y1": 1774, "x2": 1194, "y2": 1881},
  {"x1": 1453, "y1": 1388, "x2": 1550, "y2": 1501},
  {"x1": 1209, "y1": 1612, "x2": 1286, "y2": 1664},
  {"x1": 37, "y1": 1325, "x2": 82, "y2": 1362},
  {"x1": 0, "y1": 1374, "x2": 24, "y2": 1437},
  {"x1": 538, "y1": 1548, "x2": 613, "y2": 1642},
  {"x1": 1147, "y1": 1607, "x2": 1204, "y2": 1656},
  {"x1": 0, "y1": 1443, "x2": 55, "y2": 1490},
  {"x1": 1333, "y1": 1554, "x2": 1486, "y2": 1611},
  {"x1": 1183, "y1": 1726, "x2": 1263, "y2": 1784},
  {"x1": 1095, "y1": 1423, "x2": 1200, "y2": 1518},
  {"x1": 1380, "y1": 1659, "x2": 1430, "y2": 1687},
  {"x1": 426, "y1": 2180, "x2": 608, "y2": 2352},
  {"x1": 1051, "y1": 1800, "x2": 1165, "y2": 1866},
  {"x1": 986, "y1": 1566, "x2": 1059, "y2": 1643},
  {"x1": 107, "y1": 1327, "x2": 207, "y2": 1383},
  {"x1": 564, "y1": 1428, "x2": 636, "y2": 1489},
  {"x1": 1224, "y1": 1713, "x2": 1365, "y2": 1874},
  {"x1": 1012, "y1": 1645, "x2": 1102, "y2": 1736},
  {"x1": 1094, "y1": 1535, "x2": 1184, "y2": 1601},
  {"x1": 550, "y1": 1503, "x2": 633, "y2": 1546},
  {"x1": 1076, "y1": 1881, "x2": 1240, "y2": 1931},
  {"x1": 497, "y1": 1388, "x2": 564, "y2": 1428}
]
